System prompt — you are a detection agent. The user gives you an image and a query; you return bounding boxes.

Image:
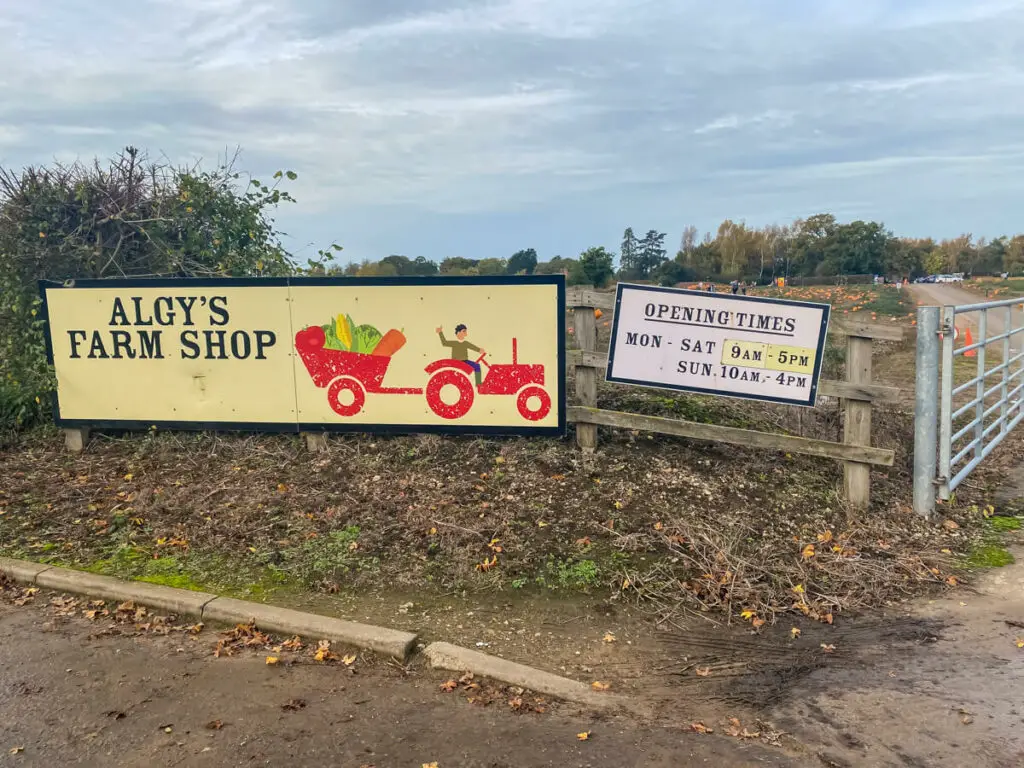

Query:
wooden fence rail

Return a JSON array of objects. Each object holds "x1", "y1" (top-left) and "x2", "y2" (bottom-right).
[{"x1": 565, "y1": 286, "x2": 905, "y2": 509}]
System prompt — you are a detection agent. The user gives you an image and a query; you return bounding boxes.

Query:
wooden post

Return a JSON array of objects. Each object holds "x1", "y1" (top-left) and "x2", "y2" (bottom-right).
[
  {"x1": 573, "y1": 304, "x2": 599, "y2": 452},
  {"x1": 303, "y1": 432, "x2": 328, "y2": 453},
  {"x1": 843, "y1": 335, "x2": 873, "y2": 510},
  {"x1": 64, "y1": 428, "x2": 89, "y2": 453}
]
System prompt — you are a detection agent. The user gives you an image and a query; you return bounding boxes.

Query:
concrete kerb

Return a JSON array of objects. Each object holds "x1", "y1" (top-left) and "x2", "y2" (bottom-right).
[
  {"x1": 424, "y1": 641, "x2": 633, "y2": 714},
  {"x1": 0, "y1": 560, "x2": 416, "y2": 661},
  {"x1": 35, "y1": 568, "x2": 218, "y2": 618},
  {"x1": 202, "y1": 596, "x2": 417, "y2": 660},
  {"x1": 0, "y1": 557, "x2": 53, "y2": 584}
]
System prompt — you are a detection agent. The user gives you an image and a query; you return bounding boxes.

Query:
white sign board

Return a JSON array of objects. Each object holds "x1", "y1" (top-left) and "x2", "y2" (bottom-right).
[{"x1": 606, "y1": 284, "x2": 831, "y2": 407}]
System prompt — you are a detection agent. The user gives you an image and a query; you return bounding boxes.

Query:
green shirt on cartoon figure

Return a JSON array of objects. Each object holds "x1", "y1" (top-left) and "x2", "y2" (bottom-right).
[{"x1": 436, "y1": 324, "x2": 485, "y2": 386}]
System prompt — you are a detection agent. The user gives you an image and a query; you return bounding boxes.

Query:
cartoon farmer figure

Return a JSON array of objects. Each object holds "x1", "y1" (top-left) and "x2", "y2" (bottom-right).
[{"x1": 436, "y1": 324, "x2": 485, "y2": 387}]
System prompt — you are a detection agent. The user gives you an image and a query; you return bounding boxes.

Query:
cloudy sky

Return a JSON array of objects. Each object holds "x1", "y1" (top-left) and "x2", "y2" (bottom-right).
[{"x1": 2, "y1": 0, "x2": 1023, "y2": 264}]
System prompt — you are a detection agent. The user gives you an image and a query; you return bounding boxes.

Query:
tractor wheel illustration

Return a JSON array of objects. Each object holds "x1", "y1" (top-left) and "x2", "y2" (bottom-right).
[
  {"x1": 426, "y1": 369, "x2": 474, "y2": 420},
  {"x1": 327, "y1": 376, "x2": 366, "y2": 417},
  {"x1": 516, "y1": 385, "x2": 551, "y2": 421}
]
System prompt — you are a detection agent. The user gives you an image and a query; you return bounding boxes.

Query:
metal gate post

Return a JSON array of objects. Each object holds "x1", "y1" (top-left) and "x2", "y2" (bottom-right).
[
  {"x1": 913, "y1": 306, "x2": 940, "y2": 517},
  {"x1": 938, "y1": 306, "x2": 955, "y2": 500}
]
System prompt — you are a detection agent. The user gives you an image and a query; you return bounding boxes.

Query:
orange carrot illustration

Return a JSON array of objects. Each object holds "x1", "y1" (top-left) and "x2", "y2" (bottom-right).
[{"x1": 371, "y1": 329, "x2": 406, "y2": 357}]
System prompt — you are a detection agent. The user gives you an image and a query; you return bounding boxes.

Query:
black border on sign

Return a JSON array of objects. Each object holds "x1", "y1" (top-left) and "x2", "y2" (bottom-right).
[
  {"x1": 37, "y1": 275, "x2": 567, "y2": 437},
  {"x1": 605, "y1": 282, "x2": 831, "y2": 408}
]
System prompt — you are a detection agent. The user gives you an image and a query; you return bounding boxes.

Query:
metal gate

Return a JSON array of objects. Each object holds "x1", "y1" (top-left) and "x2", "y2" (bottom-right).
[{"x1": 914, "y1": 297, "x2": 1024, "y2": 516}]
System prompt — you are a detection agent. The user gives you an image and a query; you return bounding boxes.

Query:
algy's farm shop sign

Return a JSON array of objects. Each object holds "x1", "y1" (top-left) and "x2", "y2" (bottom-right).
[
  {"x1": 606, "y1": 283, "x2": 830, "y2": 407},
  {"x1": 39, "y1": 276, "x2": 566, "y2": 435}
]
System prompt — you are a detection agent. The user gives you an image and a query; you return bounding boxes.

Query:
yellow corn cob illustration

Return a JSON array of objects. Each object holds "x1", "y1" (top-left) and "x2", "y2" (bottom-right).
[{"x1": 335, "y1": 313, "x2": 353, "y2": 349}]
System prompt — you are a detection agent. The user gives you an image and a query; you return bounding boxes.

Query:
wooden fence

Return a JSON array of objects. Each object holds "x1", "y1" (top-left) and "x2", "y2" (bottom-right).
[{"x1": 565, "y1": 287, "x2": 905, "y2": 509}]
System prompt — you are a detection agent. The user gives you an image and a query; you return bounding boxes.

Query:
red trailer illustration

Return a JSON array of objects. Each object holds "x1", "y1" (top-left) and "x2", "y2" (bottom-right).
[{"x1": 295, "y1": 325, "x2": 422, "y2": 417}]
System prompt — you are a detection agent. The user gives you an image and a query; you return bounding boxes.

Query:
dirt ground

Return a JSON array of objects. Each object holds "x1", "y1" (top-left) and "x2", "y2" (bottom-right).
[
  {"x1": 0, "y1": 593, "x2": 795, "y2": 768},
  {"x1": 764, "y1": 541, "x2": 1024, "y2": 768},
  {"x1": 2, "y1": 534, "x2": 1023, "y2": 767}
]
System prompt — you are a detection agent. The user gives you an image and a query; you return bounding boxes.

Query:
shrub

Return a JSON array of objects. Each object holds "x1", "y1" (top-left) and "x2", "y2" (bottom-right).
[{"x1": 0, "y1": 147, "x2": 335, "y2": 431}]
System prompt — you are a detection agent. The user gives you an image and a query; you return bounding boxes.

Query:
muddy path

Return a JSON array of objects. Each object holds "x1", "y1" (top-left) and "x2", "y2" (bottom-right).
[{"x1": 758, "y1": 545, "x2": 1024, "y2": 767}]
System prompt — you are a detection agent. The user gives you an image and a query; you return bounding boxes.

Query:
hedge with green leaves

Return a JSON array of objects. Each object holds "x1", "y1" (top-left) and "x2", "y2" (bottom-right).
[{"x1": 0, "y1": 147, "x2": 334, "y2": 432}]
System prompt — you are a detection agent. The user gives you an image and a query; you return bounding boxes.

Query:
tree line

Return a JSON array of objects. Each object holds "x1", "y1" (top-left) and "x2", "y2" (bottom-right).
[{"x1": 339, "y1": 214, "x2": 1024, "y2": 287}]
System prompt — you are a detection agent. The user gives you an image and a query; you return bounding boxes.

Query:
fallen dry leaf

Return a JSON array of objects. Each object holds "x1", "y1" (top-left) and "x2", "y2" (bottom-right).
[
  {"x1": 475, "y1": 555, "x2": 498, "y2": 572},
  {"x1": 422, "y1": 763, "x2": 439, "y2": 768},
  {"x1": 590, "y1": 681, "x2": 611, "y2": 691},
  {"x1": 342, "y1": 653, "x2": 357, "y2": 666},
  {"x1": 820, "y1": 644, "x2": 836, "y2": 653},
  {"x1": 801, "y1": 544, "x2": 815, "y2": 560},
  {"x1": 576, "y1": 731, "x2": 591, "y2": 741},
  {"x1": 1016, "y1": 637, "x2": 1024, "y2": 649},
  {"x1": 695, "y1": 667, "x2": 711, "y2": 677},
  {"x1": 726, "y1": 717, "x2": 761, "y2": 738},
  {"x1": 10, "y1": 746, "x2": 24, "y2": 755},
  {"x1": 282, "y1": 698, "x2": 307, "y2": 711},
  {"x1": 690, "y1": 722, "x2": 712, "y2": 734},
  {"x1": 752, "y1": 617, "x2": 766, "y2": 629},
  {"x1": 790, "y1": 627, "x2": 801, "y2": 638},
  {"x1": 206, "y1": 720, "x2": 224, "y2": 730},
  {"x1": 265, "y1": 656, "x2": 279, "y2": 665},
  {"x1": 602, "y1": 632, "x2": 616, "y2": 644},
  {"x1": 439, "y1": 680, "x2": 458, "y2": 692},
  {"x1": 942, "y1": 519, "x2": 959, "y2": 531},
  {"x1": 314, "y1": 639, "x2": 339, "y2": 662}
]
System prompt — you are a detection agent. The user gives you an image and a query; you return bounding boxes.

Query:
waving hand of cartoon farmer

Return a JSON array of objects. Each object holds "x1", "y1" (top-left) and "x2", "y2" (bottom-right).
[{"x1": 436, "y1": 324, "x2": 485, "y2": 387}]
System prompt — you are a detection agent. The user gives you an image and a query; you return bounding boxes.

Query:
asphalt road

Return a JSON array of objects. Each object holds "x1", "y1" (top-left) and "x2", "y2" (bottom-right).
[
  {"x1": 910, "y1": 282, "x2": 1024, "y2": 351},
  {"x1": 0, "y1": 593, "x2": 797, "y2": 768}
]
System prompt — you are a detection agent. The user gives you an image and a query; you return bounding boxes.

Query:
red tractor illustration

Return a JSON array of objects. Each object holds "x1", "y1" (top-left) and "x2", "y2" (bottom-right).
[
  {"x1": 294, "y1": 327, "x2": 551, "y2": 422},
  {"x1": 424, "y1": 338, "x2": 551, "y2": 421}
]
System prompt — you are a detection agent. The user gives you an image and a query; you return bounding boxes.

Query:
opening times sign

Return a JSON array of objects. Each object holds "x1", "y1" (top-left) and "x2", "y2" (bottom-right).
[{"x1": 606, "y1": 284, "x2": 830, "y2": 407}]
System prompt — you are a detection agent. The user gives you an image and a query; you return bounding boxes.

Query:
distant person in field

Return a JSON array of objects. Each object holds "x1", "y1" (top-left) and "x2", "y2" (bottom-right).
[
  {"x1": 730, "y1": 280, "x2": 739, "y2": 294},
  {"x1": 436, "y1": 324, "x2": 485, "y2": 387}
]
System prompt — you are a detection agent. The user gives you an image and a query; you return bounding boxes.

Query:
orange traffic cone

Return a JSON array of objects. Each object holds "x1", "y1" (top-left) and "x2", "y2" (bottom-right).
[{"x1": 964, "y1": 327, "x2": 976, "y2": 357}]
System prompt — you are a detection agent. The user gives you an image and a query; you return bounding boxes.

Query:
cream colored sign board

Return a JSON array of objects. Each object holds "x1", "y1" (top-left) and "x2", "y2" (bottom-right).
[
  {"x1": 41, "y1": 277, "x2": 566, "y2": 435},
  {"x1": 606, "y1": 283, "x2": 830, "y2": 407}
]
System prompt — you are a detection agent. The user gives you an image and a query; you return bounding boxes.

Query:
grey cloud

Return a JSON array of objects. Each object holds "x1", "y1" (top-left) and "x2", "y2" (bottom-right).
[{"x1": 1, "y1": 0, "x2": 1023, "y2": 260}]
